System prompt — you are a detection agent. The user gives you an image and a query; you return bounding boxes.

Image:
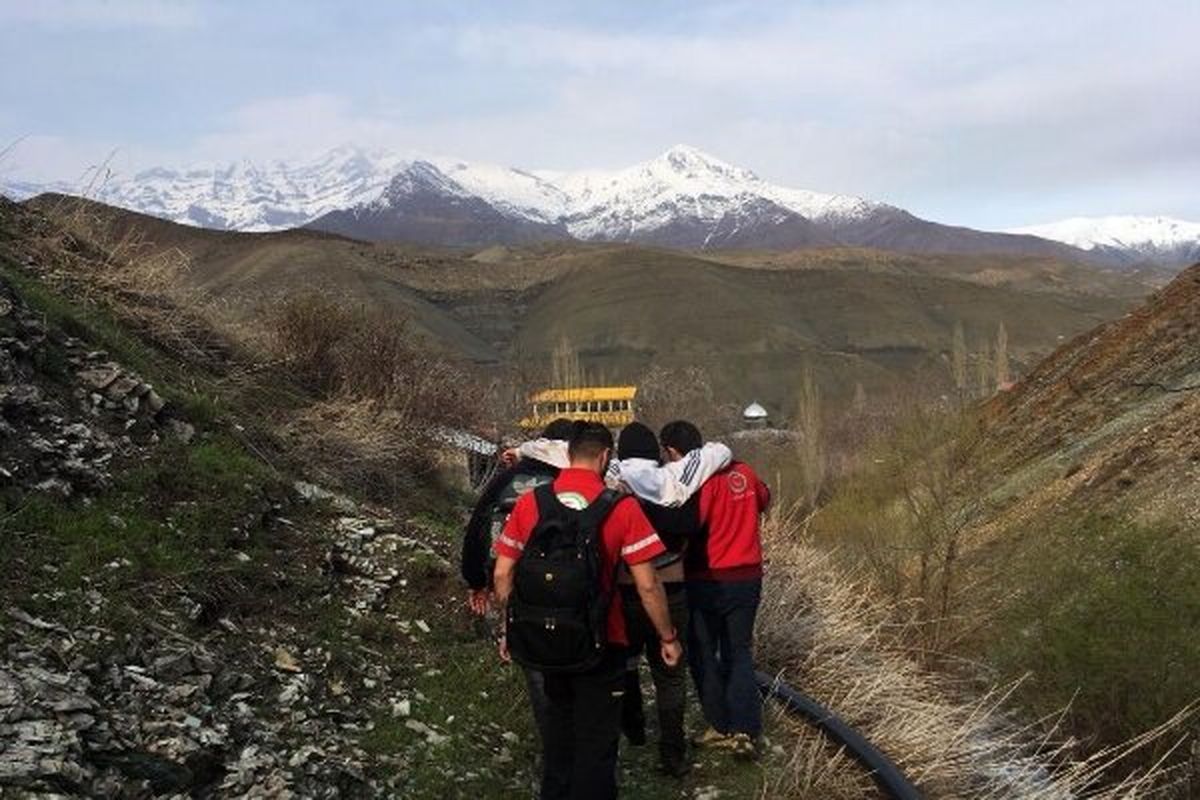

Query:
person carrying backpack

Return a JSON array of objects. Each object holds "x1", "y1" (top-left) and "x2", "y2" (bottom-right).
[
  {"x1": 461, "y1": 417, "x2": 576, "y2": 615},
  {"x1": 493, "y1": 422, "x2": 682, "y2": 800},
  {"x1": 460, "y1": 417, "x2": 575, "y2": 749}
]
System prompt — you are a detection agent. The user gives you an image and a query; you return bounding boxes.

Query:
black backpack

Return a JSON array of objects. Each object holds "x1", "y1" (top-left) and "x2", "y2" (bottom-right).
[
  {"x1": 489, "y1": 471, "x2": 557, "y2": 557},
  {"x1": 506, "y1": 484, "x2": 620, "y2": 674}
]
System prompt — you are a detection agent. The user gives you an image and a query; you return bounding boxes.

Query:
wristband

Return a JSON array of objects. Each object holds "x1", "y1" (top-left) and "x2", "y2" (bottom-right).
[{"x1": 661, "y1": 628, "x2": 678, "y2": 645}]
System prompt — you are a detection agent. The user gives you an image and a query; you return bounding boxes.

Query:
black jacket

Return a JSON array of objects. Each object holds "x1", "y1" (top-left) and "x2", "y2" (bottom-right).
[
  {"x1": 460, "y1": 458, "x2": 560, "y2": 589},
  {"x1": 638, "y1": 495, "x2": 701, "y2": 558}
]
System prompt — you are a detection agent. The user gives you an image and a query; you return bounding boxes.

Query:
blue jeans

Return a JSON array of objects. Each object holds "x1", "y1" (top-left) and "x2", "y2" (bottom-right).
[{"x1": 686, "y1": 578, "x2": 762, "y2": 737}]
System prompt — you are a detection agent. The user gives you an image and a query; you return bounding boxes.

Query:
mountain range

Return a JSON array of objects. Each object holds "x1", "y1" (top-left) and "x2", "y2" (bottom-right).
[
  {"x1": 1009, "y1": 216, "x2": 1200, "y2": 269},
  {"x1": 4, "y1": 145, "x2": 1199, "y2": 267}
]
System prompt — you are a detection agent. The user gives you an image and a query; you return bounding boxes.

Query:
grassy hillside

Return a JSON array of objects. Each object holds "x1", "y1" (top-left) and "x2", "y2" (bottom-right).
[
  {"x1": 808, "y1": 266, "x2": 1200, "y2": 783},
  {"x1": 26, "y1": 196, "x2": 1143, "y2": 426},
  {"x1": 704, "y1": 246, "x2": 1163, "y2": 298},
  {"x1": 24, "y1": 194, "x2": 501, "y2": 363},
  {"x1": 505, "y1": 248, "x2": 1130, "y2": 414}
]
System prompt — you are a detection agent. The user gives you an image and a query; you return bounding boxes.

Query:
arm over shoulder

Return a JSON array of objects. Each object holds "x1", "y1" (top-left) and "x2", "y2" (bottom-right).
[
  {"x1": 620, "y1": 442, "x2": 733, "y2": 507},
  {"x1": 516, "y1": 438, "x2": 570, "y2": 470}
]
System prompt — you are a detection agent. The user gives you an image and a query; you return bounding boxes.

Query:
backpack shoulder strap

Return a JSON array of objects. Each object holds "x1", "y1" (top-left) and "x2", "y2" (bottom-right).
[
  {"x1": 532, "y1": 482, "x2": 562, "y2": 516},
  {"x1": 578, "y1": 488, "x2": 621, "y2": 532}
]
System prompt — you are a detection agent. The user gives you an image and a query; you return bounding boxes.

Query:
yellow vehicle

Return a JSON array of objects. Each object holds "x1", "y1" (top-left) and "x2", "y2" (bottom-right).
[{"x1": 519, "y1": 386, "x2": 637, "y2": 430}]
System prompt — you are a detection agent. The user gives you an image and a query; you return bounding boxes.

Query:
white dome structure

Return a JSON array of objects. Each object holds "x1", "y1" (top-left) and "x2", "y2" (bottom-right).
[{"x1": 742, "y1": 402, "x2": 769, "y2": 423}]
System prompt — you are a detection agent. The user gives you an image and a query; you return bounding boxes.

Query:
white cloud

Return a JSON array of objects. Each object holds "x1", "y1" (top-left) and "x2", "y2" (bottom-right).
[{"x1": 3, "y1": 1, "x2": 1198, "y2": 227}]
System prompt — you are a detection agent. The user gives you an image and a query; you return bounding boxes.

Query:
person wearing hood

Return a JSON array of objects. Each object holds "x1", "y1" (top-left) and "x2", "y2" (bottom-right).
[{"x1": 612, "y1": 422, "x2": 702, "y2": 777}]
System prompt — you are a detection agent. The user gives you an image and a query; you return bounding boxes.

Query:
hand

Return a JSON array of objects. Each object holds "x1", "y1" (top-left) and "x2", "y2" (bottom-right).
[
  {"x1": 499, "y1": 448, "x2": 519, "y2": 467},
  {"x1": 467, "y1": 588, "x2": 491, "y2": 616},
  {"x1": 498, "y1": 634, "x2": 512, "y2": 664},
  {"x1": 660, "y1": 638, "x2": 683, "y2": 668}
]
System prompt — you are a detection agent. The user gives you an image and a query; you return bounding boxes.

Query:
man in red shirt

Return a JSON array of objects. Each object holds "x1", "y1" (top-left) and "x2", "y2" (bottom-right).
[
  {"x1": 494, "y1": 422, "x2": 683, "y2": 800},
  {"x1": 663, "y1": 420, "x2": 771, "y2": 759}
]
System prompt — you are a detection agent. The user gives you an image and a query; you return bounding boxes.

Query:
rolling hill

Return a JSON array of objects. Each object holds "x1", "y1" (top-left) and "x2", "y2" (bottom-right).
[{"x1": 24, "y1": 195, "x2": 1142, "y2": 421}]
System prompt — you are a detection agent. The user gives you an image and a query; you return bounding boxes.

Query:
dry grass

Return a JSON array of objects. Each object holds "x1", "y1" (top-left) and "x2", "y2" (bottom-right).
[
  {"x1": 269, "y1": 291, "x2": 485, "y2": 499},
  {"x1": 29, "y1": 192, "x2": 224, "y2": 363},
  {"x1": 7, "y1": 198, "x2": 485, "y2": 502},
  {"x1": 755, "y1": 512, "x2": 1192, "y2": 799}
]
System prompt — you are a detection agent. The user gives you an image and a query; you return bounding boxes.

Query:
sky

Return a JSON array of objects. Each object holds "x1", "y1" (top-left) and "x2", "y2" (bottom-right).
[{"x1": 0, "y1": 0, "x2": 1197, "y2": 229}]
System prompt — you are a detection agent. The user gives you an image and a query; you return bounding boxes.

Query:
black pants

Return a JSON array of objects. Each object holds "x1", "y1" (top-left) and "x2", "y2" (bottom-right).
[
  {"x1": 523, "y1": 665, "x2": 549, "y2": 744},
  {"x1": 620, "y1": 584, "x2": 689, "y2": 761},
  {"x1": 541, "y1": 651, "x2": 626, "y2": 800}
]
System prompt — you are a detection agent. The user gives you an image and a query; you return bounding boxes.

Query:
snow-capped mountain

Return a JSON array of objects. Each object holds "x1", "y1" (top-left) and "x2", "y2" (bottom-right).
[
  {"x1": 1010, "y1": 216, "x2": 1200, "y2": 268},
  {"x1": 0, "y1": 178, "x2": 73, "y2": 201},
  {"x1": 1, "y1": 146, "x2": 410, "y2": 232},
  {"x1": 1, "y1": 143, "x2": 1117, "y2": 260},
  {"x1": 311, "y1": 160, "x2": 569, "y2": 247},
  {"x1": 540, "y1": 144, "x2": 877, "y2": 238},
  {"x1": 304, "y1": 144, "x2": 876, "y2": 248}
]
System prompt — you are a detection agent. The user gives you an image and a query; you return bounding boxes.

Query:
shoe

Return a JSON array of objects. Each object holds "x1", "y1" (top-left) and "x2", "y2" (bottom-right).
[
  {"x1": 730, "y1": 733, "x2": 760, "y2": 761},
  {"x1": 691, "y1": 727, "x2": 735, "y2": 749},
  {"x1": 659, "y1": 749, "x2": 692, "y2": 778}
]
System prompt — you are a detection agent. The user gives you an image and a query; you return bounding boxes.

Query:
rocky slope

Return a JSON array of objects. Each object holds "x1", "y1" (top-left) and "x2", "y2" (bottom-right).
[
  {"x1": 984, "y1": 262, "x2": 1200, "y2": 520},
  {"x1": 0, "y1": 199, "x2": 798, "y2": 799},
  {"x1": 0, "y1": 209, "x2": 513, "y2": 796}
]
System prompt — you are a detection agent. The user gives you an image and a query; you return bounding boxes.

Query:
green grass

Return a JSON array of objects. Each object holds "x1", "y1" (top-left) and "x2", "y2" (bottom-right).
[
  {"x1": 1, "y1": 437, "x2": 279, "y2": 622},
  {"x1": 350, "y1": 569, "x2": 780, "y2": 799},
  {"x1": 987, "y1": 513, "x2": 1200, "y2": 748},
  {"x1": 0, "y1": 256, "x2": 227, "y2": 433}
]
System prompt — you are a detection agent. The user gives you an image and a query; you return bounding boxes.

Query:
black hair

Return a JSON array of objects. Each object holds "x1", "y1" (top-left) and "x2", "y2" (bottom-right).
[
  {"x1": 567, "y1": 421, "x2": 614, "y2": 461},
  {"x1": 659, "y1": 420, "x2": 702, "y2": 454},
  {"x1": 617, "y1": 421, "x2": 660, "y2": 461},
  {"x1": 541, "y1": 417, "x2": 576, "y2": 440}
]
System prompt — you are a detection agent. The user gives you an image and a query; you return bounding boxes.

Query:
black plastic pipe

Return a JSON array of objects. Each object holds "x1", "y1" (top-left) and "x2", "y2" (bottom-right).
[{"x1": 756, "y1": 670, "x2": 923, "y2": 800}]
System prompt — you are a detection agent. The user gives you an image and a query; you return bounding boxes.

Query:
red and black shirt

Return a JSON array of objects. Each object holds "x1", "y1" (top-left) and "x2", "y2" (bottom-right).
[{"x1": 495, "y1": 468, "x2": 666, "y2": 646}]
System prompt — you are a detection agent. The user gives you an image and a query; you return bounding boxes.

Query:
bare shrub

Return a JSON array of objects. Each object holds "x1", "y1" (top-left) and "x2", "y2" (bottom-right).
[
  {"x1": 550, "y1": 333, "x2": 586, "y2": 390},
  {"x1": 794, "y1": 364, "x2": 826, "y2": 510},
  {"x1": 814, "y1": 406, "x2": 989, "y2": 651},
  {"x1": 995, "y1": 322, "x2": 1011, "y2": 387},
  {"x1": 269, "y1": 291, "x2": 484, "y2": 497},
  {"x1": 952, "y1": 320, "x2": 968, "y2": 396},
  {"x1": 977, "y1": 341, "x2": 993, "y2": 397},
  {"x1": 637, "y1": 363, "x2": 739, "y2": 436},
  {"x1": 270, "y1": 292, "x2": 355, "y2": 394},
  {"x1": 32, "y1": 193, "x2": 219, "y2": 361}
]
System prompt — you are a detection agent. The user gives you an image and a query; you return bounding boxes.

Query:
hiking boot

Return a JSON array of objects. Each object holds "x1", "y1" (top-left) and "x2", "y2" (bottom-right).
[
  {"x1": 622, "y1": 722, "x2": 647, "y2": 746},
  {"x1": 660, "y1": 747, "x2": 692, "y2": 778},
  {"x1": 691, "y1": 727, "x2": 735, "y2": 749},
  {"x1": 730, "y1": 733, "x2": 760, "y2": 761}
]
